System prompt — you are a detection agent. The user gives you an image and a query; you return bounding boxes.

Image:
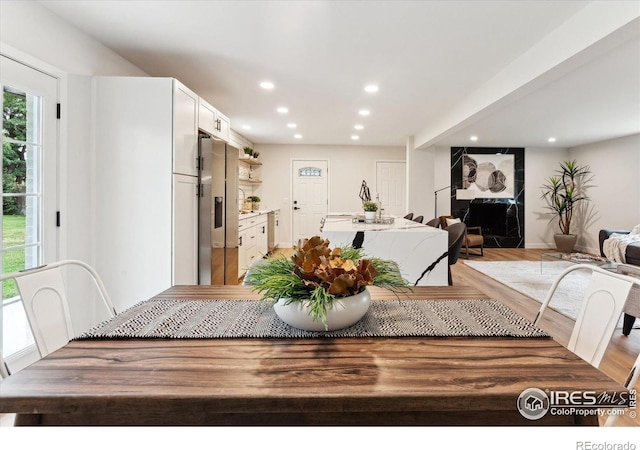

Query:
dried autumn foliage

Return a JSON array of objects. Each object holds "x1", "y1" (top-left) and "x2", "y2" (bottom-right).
[{"x1": 291, "y1": 236, "x2": 377, "y2": 296}]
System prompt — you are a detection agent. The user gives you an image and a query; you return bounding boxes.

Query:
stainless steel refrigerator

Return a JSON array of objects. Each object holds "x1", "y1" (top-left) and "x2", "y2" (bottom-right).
[{"x1": 198, "y1": 133, "x2": 239, "y2": 285}]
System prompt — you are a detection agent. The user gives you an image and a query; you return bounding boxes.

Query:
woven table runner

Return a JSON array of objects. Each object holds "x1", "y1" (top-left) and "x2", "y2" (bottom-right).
[{"x1": 76, "y1": 298, "x2": 549, "y2": 339}]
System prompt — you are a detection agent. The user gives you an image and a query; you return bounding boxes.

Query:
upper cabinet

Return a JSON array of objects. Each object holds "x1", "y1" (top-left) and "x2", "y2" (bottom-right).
[
  {"x1": 199, "y1": 97, "x2": 230, "y2": 142},
  {"x1": 198, "y1": 98, "x2": 216, "y2": 136},
  {"x1": 173, "y1": 81, "x2": 199, "y2": 176},
  {"x1": 215, "y1": 110, "x2": 230, "y2": 142}
]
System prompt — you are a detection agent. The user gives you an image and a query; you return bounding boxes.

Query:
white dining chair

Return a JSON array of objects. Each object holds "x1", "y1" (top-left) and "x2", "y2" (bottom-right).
[
  {"x1": 0, "y1": 260, "x2": 116, "y2": 358},
  {"x1": 603, "y1": 351, "x2": 640, "y2": 426},
  {"x1": 534, "y1": 264, "x2": 638, "y2": 368},
  {"x1": 0, "y1": 350, "x2": 9, "y2": 379}
]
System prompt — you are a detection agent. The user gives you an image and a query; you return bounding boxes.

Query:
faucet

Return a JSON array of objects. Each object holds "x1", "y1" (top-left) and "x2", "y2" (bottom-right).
[{"x1": 239, "y1": 188, "x2": 246, "y2": 210}]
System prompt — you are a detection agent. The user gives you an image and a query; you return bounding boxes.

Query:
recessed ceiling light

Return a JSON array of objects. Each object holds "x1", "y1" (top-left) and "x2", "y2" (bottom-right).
[
  {"x1": 470, "y1": 135, "x2": 478, "y2": 142},
  {"x1": 294, "y1": 134, "x2": 302, "y2": 139},
  {"x1": 287, "y1": 123, "x2": 297, "y2": 128},
  {"x1": 354, "y1": 124, "x2": 364, "y2": 130},
  {"x1": 548, "y1": 137, "x2": 557, "y2": 143},
  {"x1": 358, "y1": 109, "x2": 370, "y2": 116},
  {"x1": 364, "y1": 84, "x2": 379, "y2": 93},
  {"x1": 351, "y1": 135, "x2": 360, "y2": 140},
  {"x1": 277, "y1": 107, "x2": 289, "y2": 114},
  {"x1": 259, "y1": 81, "x2": 274, "y2": 90},
  {"x1": 242, "y1": 125, "x2": 251, "y2": 130}
]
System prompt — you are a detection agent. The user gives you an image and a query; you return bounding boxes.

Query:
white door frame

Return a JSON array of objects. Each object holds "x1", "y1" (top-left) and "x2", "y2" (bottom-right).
[
  {"x1": 290, "y1": 159, "x2": 329, "y2": 246},
  {"x1": 1, "y1": 44, "x2": 66, "y2": 261},
  {"x1": 1, "y1": 48, "x2": 63, "y2": 372}
]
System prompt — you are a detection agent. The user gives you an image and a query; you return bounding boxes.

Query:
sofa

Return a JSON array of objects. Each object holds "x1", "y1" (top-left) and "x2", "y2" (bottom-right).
[
  {"x1": 598, "y1": 229, "x2": 640, "y2": 266},
  {"x1": 599, "y1": 229, "x2": 640, "y2": 336}
]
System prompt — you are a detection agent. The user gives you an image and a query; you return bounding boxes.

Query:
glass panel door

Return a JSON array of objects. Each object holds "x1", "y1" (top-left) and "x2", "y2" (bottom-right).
[{"x1": 1, "y1": 55, "x2": 58, "y2": 358}]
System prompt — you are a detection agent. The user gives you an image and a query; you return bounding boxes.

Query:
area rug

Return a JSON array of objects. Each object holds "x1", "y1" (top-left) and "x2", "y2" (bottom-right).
[
  {"x1": 463, "y1": 260, "x2": 592, "y2": 320},
  {"x1": 75, "y1": 298, "x2": 549, "y2": 340}
]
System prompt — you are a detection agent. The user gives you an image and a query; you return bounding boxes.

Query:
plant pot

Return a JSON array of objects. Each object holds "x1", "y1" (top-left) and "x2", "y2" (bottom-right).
[
  {"x1": 554, "y1": 234, "x2": 577, "y2": 253},
  {"x1": 273, "y1": 288, "x2": 371, "y2": 331},
  {"x1": 364, "y1": 211, "x2": 376, "y2": 223}
]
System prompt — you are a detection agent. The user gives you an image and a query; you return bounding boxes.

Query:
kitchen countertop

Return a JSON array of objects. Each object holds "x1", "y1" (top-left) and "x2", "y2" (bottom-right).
[
  {"x1": 238, "y1": 210, "x2": 274, "y2": 219},
  {"x1": 322, "y1": 215, "x2": 436, "y2": 232},
  {"x1": 321, "y1": 213, "x2": 448, "y2": 286}
]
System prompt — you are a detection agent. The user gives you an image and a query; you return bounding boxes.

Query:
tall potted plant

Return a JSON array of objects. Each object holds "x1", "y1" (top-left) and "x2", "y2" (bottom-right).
[{"x1": 540, "y1": 159, "x2": 592, "y2": 253}]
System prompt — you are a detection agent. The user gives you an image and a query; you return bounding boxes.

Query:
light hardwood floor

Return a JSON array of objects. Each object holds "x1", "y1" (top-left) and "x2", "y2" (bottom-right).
[{"x1": 2, "y1": 247, "x2": 638, "y2": 426}]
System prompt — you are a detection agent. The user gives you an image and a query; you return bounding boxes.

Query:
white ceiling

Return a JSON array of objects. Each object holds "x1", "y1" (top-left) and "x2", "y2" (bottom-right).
[{"x1": 39, "y1": 1, "x2": 640, "y2": 149}]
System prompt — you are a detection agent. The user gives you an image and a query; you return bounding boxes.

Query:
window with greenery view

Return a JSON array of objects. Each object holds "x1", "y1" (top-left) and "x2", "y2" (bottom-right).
[{"x1": 2, "y1": 85, "x2": 43, "y2": 355}]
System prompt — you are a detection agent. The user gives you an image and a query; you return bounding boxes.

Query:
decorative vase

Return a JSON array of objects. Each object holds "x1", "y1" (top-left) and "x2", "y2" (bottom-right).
[
  {"x1": 554, "y1": 234, "x2": 577, "y2": 253},
  {"x1": 364, "y1": 211, "x2": 376, "y2": 223},
  {"x1": 273, "y1": 288, "x2": 371, "y2": 331}
]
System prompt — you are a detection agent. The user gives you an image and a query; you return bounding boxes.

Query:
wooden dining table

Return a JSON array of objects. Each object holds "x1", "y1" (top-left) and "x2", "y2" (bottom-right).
[{"x1": 0, "y1": 285, "x2": 629, "y2": 426}]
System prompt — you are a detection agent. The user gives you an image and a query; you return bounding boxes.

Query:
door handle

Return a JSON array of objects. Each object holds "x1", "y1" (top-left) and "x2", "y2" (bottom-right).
[{"x1": 293, "y1": 207, "x2": 300, "y2": 210}]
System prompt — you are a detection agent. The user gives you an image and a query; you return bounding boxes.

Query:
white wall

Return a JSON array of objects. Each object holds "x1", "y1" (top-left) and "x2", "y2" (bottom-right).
[
  {"x1": 255, "y1": 144, "x2": 405, "y2": 246},
  {"x1": 524, "y1": 147, "x2": 570, "y2": 248},
  {"x1": 433, "y1": 146, "x2": 454, "y2": 218},
  {"x1": 568, "y1": 133, "x2": 640, "y2": 254},
  {"x1": 406, "y1": 139, "x2": 436, "y2": 221}
]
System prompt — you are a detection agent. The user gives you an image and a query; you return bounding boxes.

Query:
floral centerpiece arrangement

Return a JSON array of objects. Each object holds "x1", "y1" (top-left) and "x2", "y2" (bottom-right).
[{"x1": 245, "y1": 236, "x2": 411, "y2": 330}]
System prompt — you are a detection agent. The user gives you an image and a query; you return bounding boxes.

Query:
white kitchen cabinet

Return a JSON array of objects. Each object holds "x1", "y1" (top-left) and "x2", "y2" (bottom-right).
[
  {"x1": 256, "y1": 215, "x2": 268, "y2": 257},
  {"x1": 213, "y1": 110, "x2": 230, "y2": 142},
  {"x1": 173, "y1": 82, "x2": 199, "y2": 176},
  {"x1": 173, "y1": 174, "x2": 198, "y2": 285},
  {"x1": 199, "y1": 97, "x2": 230, "y2": 142},
  {"x1": 198, "y1": 97, "x2": 216, "y2": 136},
  {"x1": 238, "y1": 228, "x2": 247, "y2": 279},
  {"x1": 238, "y1": 215, "x2": 258, "y2": 277},
  {"x1": 273, "y1": 209, "x2": 281, "y2": 249},
  {"x1": 93, "y1": 76, "x2": 199, "y2": 311}
]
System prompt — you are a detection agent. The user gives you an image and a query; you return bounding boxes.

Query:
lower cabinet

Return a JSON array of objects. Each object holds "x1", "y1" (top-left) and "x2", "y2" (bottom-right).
[
  {"x1": 256, "y1": 215, "x2": 268, "y2": 257},
  {"x1": 173, "y1": 174, "x2": 198, "y2": 285},
  {"x1": 238, "y1": 216, "x2": 257, "y2": 278},
  {"x1": 238, "y1": 214, "x2": 270, "y2": 278}
]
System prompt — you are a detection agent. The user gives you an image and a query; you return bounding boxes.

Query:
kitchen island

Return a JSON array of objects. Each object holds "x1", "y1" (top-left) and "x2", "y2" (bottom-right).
[{"x1": 321, "y1": 214, "x2": 448, "y2": 286}]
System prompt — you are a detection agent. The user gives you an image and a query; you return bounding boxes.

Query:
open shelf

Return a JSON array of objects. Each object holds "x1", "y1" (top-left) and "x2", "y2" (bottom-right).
[{"x1": 239, "y1": 158, "x2": 262, "y2": 166}]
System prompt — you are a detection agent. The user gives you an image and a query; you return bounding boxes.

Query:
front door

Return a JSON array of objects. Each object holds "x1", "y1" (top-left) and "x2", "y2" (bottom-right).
[
  {"x1": 292, "y1": 160, "x2": 328, "y2": 245},
  {"x1": 376, "y1": 161, "x2": 406, "y2": 216}
]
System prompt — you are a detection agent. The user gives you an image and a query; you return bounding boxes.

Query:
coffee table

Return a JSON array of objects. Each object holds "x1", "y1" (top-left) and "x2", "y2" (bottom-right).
[{"x1": 540, "y1": 252, "x2": 619, "y2": 274}]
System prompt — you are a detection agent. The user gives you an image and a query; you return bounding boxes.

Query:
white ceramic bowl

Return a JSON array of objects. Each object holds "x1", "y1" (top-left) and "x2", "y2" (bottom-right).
[{"x1": 273, "y1": 288, "x2": 371, "y2": 331}]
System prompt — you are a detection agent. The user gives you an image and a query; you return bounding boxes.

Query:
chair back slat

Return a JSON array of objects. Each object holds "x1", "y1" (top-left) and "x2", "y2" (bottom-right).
[
  {"x1": 15, "y1": 267, "x2": 74, "y2": 357},
  {"x1": 0, "y1": 351, "x2": 9, "y2": 379},
  {"x1": 536, "y1": 264, "x2": 635, "y2": 368},
  {"x1": 569, "y1": 271, "x2": 632, "y2": 367},
  {"x1": 0, "y1": 260, "x2": 116, "y2": 359}
]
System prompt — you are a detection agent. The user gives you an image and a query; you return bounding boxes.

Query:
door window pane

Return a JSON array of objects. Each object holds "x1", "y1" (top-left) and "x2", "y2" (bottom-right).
[{"x1": 2, "y1": 83, "x2": 45, "y2": 357}]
